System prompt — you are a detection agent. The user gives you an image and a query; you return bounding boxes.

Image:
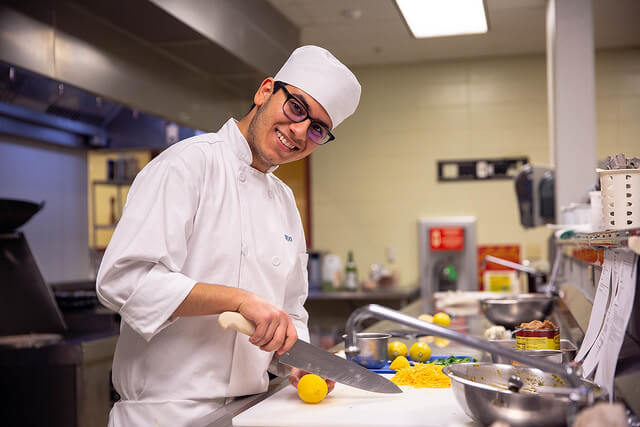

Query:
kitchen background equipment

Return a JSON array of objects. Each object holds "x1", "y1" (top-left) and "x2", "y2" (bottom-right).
[
  {"x1": 0, "y1": 198, "x2": 45, "y2": 233},
  {"x1": 0, "y1": 198, "x2": 66, "y2": 336},
  {"x1": 0, "y1": 333, "x2": 62, "y2": 349},
  {"x1": 306, "y1": 250, "x2": 325, "y2": 291},
  {"x1": 343, "y1": 332, "x2": 390, "y2": 369},
  {"x1": 0, "y1": 232, "x2": 67, "y2": 336},
  {"x1": 443, "y1": 363, "x2": 605, "y2": 427},
  {"x1": 218, "y1": 312, "x2": 401, "y2": 393},
  {"x1": 589, "y1": 190, "x2": 604, "y2": 231},
  {"x1": 321, "y1": 253, "x2": 343, "y2": 290},
  {"x1": 598, "y1": 168, "x2": 640, "y2": 230},
  {"x1": 480, "y1": 294, "x2": 556, "y2": 329},
  {"x1": 418, "y1": 217, "x2": 477, "y2": 298},
  {"x1": 489, "y1": 339, "x2": 577, "y2": 366},
  {"x1": 482, "y1": 254, "x2": 547, "y2": 293},
  {"x1": 514, "y1": 164, "x2": 555, "y2": 228}
]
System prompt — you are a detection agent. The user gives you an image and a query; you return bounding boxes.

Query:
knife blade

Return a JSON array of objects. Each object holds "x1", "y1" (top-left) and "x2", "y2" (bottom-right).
[{"x1": 218, "y1": 312, "x2": 402, "y2": 394}]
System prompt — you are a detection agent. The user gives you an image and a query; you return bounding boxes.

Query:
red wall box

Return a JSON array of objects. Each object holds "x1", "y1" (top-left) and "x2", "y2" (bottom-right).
[{"x1": 429, "y1": 227, "x2": 464, "y2": 251}]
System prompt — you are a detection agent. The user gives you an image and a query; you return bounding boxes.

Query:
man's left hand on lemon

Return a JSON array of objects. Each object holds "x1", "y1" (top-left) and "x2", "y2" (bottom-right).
[{"x1": 289, "y1": 367, "x2": 335, "y2": 394}]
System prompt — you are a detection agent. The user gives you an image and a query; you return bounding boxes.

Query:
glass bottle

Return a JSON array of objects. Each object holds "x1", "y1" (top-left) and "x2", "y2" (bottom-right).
[{"x1": 344, "y1": 250, "x2": 358, "y2": 291}]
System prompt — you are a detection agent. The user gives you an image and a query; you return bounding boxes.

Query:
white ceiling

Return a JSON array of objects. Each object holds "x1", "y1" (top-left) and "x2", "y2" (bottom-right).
[{"x1": 267, "y1": 0, "x2": 640, "y2": 66}]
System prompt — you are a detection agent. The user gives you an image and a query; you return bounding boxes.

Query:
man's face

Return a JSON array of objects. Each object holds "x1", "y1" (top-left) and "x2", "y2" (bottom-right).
[{"x1": 246, "y1": 80, "x2": 333, "y2": 172}]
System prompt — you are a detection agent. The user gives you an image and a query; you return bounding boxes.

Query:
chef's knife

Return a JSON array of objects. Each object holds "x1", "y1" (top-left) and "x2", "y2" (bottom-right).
[{"x1": 218, "y1": 312, "x2": 402, "y2": 394}]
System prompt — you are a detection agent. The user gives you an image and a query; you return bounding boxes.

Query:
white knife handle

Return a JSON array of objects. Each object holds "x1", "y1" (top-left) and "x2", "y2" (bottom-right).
[{"x1": 218, "y1": 312, "x2": 256, "y2": 336}]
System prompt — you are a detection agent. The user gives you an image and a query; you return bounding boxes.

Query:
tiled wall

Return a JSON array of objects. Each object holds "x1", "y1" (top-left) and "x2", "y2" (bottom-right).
[{"x1": 311, "y1": 48, "x2": 640, "y2": 288}]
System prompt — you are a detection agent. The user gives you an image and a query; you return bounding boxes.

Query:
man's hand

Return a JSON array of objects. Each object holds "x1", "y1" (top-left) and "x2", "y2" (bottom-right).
[
  {"x1": 237, "y1": 293, "x2": 297, "y2": 355},
  {"x1": 288, "y1": 368, "x2": 336, "y2": 394}
]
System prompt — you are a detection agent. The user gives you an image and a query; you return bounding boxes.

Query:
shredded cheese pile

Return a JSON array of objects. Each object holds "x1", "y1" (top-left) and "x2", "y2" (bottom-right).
[{"x1": 390, "y1": 363, "x2": 451, "y2": 388}]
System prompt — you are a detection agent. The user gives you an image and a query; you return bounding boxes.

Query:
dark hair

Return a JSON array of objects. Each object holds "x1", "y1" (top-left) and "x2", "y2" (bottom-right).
[{"x1": 247, "y1": 80, "x2": 287, "y2": 113}]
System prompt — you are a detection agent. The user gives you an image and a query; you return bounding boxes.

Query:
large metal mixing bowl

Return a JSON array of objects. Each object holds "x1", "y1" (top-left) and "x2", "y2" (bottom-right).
[
  {"x1": 443, "y1": 363, "x2": 604, "y2": 427},
  {"x1": 480, "y1": 293, "x2": 556, "y2": 329}
]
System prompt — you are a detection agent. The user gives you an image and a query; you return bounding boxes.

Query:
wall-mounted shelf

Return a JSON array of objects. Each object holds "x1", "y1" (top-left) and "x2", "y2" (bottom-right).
[
  {"x1": 92, "y1": 179, "x2": 134, "y2": 186},
  {"x1": 94, "y1": 224, "x2": 116, "y2": 231},
  {"x1": 90, "y1": 179, "x2": 134, "y2": 250},
  {"x1": 557, "y1": 228, "x2": 640, "y2": 255}
]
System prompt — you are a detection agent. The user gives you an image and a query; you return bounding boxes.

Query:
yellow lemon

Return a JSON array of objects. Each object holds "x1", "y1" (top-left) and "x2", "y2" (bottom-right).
[
  {"x1": 433, "y1": 312, "x2": 451, "y2": 327},
  {"x1": 387, "y1": 341, "x2": 408, "y2": 360},
  {"x1": 297, "y1": 374, "x2": 328, "y2": 404},
  {"x1": 389, "y1": 355, "x2": 410, "y2": 370},
  {"x1": 409, "y1": 342, "x2": 431, "y2": 363}
]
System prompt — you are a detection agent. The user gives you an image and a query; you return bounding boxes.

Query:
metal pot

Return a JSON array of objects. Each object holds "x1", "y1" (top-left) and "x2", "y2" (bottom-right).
[
  {"x1": 344, "y1": 332, "x2": 390, "y2": 369},
  {"x1": 443, "y1": 363, "x2": 605, "y2": 427},
  {"x1": 0, "y1": 199, "x2": 45, "y2": 233}
]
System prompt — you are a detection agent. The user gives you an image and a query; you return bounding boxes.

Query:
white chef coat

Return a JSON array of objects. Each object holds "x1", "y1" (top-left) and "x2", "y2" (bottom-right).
[{"x1": 96, "y1": 118, "x2": 310, "y2": 427}]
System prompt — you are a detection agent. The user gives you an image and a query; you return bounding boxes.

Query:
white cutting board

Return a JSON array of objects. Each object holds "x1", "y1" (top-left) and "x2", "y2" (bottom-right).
[{"x1": 233, "y1": 375, "x2": 476, "y2": 427}]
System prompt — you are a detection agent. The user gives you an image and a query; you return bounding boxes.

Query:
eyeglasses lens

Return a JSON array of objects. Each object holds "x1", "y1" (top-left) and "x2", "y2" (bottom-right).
[
  {"x1": 283, "y1": 98, "x2": 329, "y2": 144},
  {"x1": 284, "y1": 98, "x2": 306, "y2": 121},
  {"x1": 307, "y1": 124, "x2": 327, "y2": 144}
]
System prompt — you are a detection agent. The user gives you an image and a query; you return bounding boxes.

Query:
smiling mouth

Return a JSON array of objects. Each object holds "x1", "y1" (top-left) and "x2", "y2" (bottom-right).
[{"x1": 276, "y1": 129, "x2": 299, "y2": 151}]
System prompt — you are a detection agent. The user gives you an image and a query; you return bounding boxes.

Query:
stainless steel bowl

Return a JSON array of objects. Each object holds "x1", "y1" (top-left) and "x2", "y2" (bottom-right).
[
  {"x1": 443, "y1": 362, "x2": 605, "y2": 427},
  {"x1": 344, "y1": 332, "x2": 390, "y2": 369},
  {"x1": 490, "y1": 339, "x2": 577, "y2": 366},
  {"x1": 480, "y1": 293, "x2": 556, "y2": 329}
]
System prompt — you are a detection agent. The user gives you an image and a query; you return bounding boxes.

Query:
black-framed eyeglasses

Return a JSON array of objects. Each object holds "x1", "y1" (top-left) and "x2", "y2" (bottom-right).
[{"x1": 274, "y1": 81, "x2": 335, "y2": 145}]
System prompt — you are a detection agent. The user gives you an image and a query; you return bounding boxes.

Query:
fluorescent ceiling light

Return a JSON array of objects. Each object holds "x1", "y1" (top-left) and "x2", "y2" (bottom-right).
[{"x1": 395, "y1": 0, "x2": 488, "y2": 38}]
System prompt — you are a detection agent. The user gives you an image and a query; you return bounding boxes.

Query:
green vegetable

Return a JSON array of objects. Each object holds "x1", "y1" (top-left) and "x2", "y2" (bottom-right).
[{"x1": 433, "y1": 356, "x2": 477, "y2": 365}]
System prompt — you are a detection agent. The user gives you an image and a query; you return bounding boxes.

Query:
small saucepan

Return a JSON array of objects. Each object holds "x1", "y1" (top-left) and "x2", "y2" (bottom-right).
[{"x1": 343, "y1": 332, "x2": 391, "y2": 369}]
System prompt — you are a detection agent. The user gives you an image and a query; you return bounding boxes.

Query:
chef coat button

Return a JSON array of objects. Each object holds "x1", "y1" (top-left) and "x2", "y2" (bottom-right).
[
  {"x1": 239, "y1": 172, "x2": 246, "y2": 183},
  {"x1": 268, "y1": 190, "x2": 274, "y2": 198},
  {"x1": 242, "y1": 245, "x2": 248, "y2": 256},
  {"x1": 272, "y1": 256, "x2": 280, "y2": 266}
]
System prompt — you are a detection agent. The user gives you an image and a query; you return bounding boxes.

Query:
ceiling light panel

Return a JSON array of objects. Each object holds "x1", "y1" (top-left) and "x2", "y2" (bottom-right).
[{"x1": 395, "y1": 0, "x2": 488, "y2": 38}]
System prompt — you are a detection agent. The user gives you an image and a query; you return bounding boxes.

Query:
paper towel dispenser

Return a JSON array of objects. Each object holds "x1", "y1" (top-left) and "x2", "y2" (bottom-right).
[{"x1": 515, "y1": 165, "x2": 555, "y2": 228}]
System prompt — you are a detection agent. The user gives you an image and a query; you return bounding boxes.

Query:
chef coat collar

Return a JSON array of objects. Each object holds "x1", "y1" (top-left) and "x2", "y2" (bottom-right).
[{"x1": 224, "y1": 118, "x2": 279, "y2": 174}]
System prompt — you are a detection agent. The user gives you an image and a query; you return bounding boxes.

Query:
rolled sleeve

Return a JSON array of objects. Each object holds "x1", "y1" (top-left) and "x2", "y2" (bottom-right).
[{"x1": 119, "y1": 265, "x2": 197, "y2": 340}]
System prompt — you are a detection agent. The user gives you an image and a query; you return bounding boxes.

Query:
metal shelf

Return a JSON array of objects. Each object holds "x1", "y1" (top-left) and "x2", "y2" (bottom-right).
[
  {"x1": 557, "y1": 228, "x2": 640, "y2": 255},
  {"x1": 94, "y1": 224, "x2": 116, "y2": 230},
  {"x1": 91, "y1": 179, "x2": 131, "y2": 250},
  {"x1": 92, "y1": 179, "x2": 134, "y2": 186}
]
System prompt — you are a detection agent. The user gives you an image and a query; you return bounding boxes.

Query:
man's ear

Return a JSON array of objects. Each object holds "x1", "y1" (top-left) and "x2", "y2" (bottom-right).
[{"x1": 253, "y1": 78, "x2": 275, "y2": 107}]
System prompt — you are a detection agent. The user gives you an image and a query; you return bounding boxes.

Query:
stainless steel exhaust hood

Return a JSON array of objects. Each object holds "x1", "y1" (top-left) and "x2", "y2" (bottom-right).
[{"x1": 0, "y1": 0, "x2": 300, "y2": 131}]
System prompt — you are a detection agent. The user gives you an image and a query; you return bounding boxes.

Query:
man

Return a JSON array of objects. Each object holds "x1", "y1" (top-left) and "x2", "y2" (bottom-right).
[{"x1": 96, "y1": 45, "x2": 361, "y2": 426}]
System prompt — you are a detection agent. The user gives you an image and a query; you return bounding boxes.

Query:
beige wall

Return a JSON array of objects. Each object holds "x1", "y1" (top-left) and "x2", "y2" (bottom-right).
[{"x1": 311, "y1": 48, "x2": 640, "y2": 288}]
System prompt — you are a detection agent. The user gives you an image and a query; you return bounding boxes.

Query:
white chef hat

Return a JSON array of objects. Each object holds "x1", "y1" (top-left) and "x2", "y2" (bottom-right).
[{"x1": 274, "y1": 45, "x2": 361, "y2": 129}]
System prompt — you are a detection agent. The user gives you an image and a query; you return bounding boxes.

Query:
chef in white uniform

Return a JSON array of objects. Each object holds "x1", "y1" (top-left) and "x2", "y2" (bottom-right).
[{"x1": 96, "y1": 45, "x2": 361, "y2": 426}]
